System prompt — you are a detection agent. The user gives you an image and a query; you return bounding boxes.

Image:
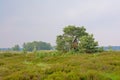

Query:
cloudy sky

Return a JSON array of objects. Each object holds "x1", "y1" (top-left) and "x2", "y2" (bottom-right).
[{"x1": 0, "y1": 0, "x2": 120, "y2": 48}]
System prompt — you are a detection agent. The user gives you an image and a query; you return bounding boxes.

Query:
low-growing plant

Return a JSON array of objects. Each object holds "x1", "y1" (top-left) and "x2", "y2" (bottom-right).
[
  {"x1": 4, "y1": 70, "x2": 42, "y2": 80},
  {"x1": 0, "y1": 51, "x2": 120, "y2": 80}
]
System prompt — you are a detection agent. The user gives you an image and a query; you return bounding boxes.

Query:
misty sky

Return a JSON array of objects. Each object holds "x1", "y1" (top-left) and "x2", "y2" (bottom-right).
[{"x1": 0, "y1": 0, "x2": 120, "y2": 48}]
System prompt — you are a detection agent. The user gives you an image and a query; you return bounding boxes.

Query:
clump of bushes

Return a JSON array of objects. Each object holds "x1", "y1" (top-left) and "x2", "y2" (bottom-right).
[
  {"x1": 35, "y1": 51, "x2": 61, "y2": 58},
  {"x1": 0, "y1": 52, "x2": 13, "y2": 58},
  {"x1": 0, "y1": 52, "x2": 20, "y2": 58},
  {"x1": 4, "y1": 70, "x2": 42, "y2": 80}
]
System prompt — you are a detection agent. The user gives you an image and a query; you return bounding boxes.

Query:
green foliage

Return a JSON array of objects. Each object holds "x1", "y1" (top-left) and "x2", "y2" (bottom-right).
[
  {"x1": 97, "y1": 46, "x2": 104, "y2": 52},
  {"x1": 33, "y1": 46, "x2": 37, "y2": 53},
  {"x1": 79, "y1": 34, "x2": 98, "y2": 53},
  {"x1": 63, "y1": 25, "x2": 88, "y2": 37},
  {"x1": 35, "y1": 51, "x2": 61, "y2": 58},
  {"x1": 0, "y1": 51, "x2": 120, "y2": 80},
  {"x1": 56, "y1": 35, "x2": 66, "y2": 52},
  {"x1": 56, "y1": 25, "x2": 99, "y2": 53},
  {"x1": 12, "y1": 44, "x2": 20, "y2": 51},
  {"x1": 4, "y1": 69, "x2": 42, "y2": 80},
  {"x1": 23, "y1": 41, "x2": 52, "y2": 52},
  {"x1": 0, "y1": 52, "x2": 18, "y2": 58},
  {"x1": 108, "y1": 45, "x2": 113, "y2": 51},
  {"x1": 36, "y1": 51, "x2": 48, "y2": 58},
  {"x1": 56, "y1": 25, "x2": 88, "y2": 52},
  {"x1": 22, "y1": 48, "x2": 27, "y2": 54}
]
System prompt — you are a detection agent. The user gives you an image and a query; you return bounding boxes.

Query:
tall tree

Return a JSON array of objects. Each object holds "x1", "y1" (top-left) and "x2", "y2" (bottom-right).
[
  {"x1": 56, "y1": 25, "x2": 88, "y2": 52},
  {"x1": 56, "y1": 25, "x2": 99, "y2": 53}
]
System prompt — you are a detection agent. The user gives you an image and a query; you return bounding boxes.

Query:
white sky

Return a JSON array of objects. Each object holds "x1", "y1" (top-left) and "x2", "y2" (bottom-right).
[{"x1": 0, "y1": 0, "x2": 120, "y2": 48}]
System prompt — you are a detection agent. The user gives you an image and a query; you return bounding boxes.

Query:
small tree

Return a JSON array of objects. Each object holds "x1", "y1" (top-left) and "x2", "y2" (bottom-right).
[
  {"x1": 33, "y1": 45, "x2": 37, "y2": 53},
  {"x1": 12, "y1": 44, "x2": 20, "y2": 51},
  {"x1": 79, "y1": 34, "x2": 98, "y2": 53}
]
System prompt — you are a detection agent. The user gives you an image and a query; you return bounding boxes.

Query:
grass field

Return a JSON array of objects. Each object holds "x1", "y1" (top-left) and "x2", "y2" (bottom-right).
[{"x1": 0, "y1": 51, "x2": 120, "y2": 80}]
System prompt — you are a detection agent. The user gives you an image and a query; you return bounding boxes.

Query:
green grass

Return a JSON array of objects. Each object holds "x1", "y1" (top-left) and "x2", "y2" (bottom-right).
[{"x1": 0, "y1": 51, "x2": 120, "y2": 80}]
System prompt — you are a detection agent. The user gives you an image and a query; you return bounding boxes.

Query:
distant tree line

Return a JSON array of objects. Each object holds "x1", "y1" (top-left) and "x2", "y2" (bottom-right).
[
  {"x1": 12, "y1": 41, "x2": 52, "y2": 52},
  {"x1": 12, "y1": 45, "x2": 20, "y2": 51},
  {"x1": 23, "y1": 41, "x2": 52, "y2": 51}
]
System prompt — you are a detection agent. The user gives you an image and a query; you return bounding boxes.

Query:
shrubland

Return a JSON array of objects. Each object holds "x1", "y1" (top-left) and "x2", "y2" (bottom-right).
[{"x1": 0, "y1": 51, "x2": 120, "y2": 80}]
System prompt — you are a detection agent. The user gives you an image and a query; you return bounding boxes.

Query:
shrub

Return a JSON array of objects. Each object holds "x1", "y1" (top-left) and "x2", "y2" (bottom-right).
[
  {"x1": 4, "y1": 69, "x2": 43, "y2": 80},
  {"x1": 35, "y1": 51, "x2": 61, "y2": 58},
  {"x1": 46, "y1": 71, "x2": 65, "y2": 80}
]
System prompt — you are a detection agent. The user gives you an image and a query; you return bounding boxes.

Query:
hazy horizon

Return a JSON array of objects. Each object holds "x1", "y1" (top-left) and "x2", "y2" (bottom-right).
[{"x1": 0, "y1": 0, "x2": 120, "y2": 48}]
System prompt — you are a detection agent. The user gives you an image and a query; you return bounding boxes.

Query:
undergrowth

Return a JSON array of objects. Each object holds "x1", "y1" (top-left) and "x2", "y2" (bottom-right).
[{"x1": 0, "y1": 51, "x2": 120, "y2": 80}]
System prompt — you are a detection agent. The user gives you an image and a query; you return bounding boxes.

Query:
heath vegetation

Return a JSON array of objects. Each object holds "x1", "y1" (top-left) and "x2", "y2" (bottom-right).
[
  {"x1": 0, "y1": 26, "x2": 119, "y2": 80},
  {"x1": 0, "y1": 51, "x2": 120, "y2": 80}
]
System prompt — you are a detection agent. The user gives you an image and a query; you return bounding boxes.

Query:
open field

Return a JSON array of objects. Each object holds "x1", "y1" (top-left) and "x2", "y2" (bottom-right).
[{"x1": 0, "y1": 51, "x2": 120, "y2": 80}]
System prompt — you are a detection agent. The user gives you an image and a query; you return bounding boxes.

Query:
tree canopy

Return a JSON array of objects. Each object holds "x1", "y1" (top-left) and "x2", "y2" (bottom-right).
[
  {"x1": 12, "y1": 44, "x2": 20, "y2": 51},
  {"x1": 56, "y1": 25, "x2": 99, "y2": 53},
  {"x1": 23, "y1": 41, "x2": 52, "y2": 51},
  {"x1": 79, "y1": 34, "x2": 98, "y2": 53}
]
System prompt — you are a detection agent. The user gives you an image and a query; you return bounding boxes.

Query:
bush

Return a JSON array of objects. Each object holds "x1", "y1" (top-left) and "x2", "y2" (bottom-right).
[
  {"x1": 46, "y1": 71, "x2": 66, "y2": 80},
  {"x1": 35, "y1": 51, "x2": 61, "y2": 58},
  {"x1": 36, "y1": 51, "x2": 47, "y2": 58},
  {"x1": 4, "y1": 69, "x2": 43, "y2": 80}
]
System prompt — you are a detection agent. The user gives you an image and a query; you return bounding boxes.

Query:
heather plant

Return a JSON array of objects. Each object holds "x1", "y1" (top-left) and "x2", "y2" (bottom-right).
[{"x1": 0, "y1": 51, "x2": 120, "y2": 80}]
